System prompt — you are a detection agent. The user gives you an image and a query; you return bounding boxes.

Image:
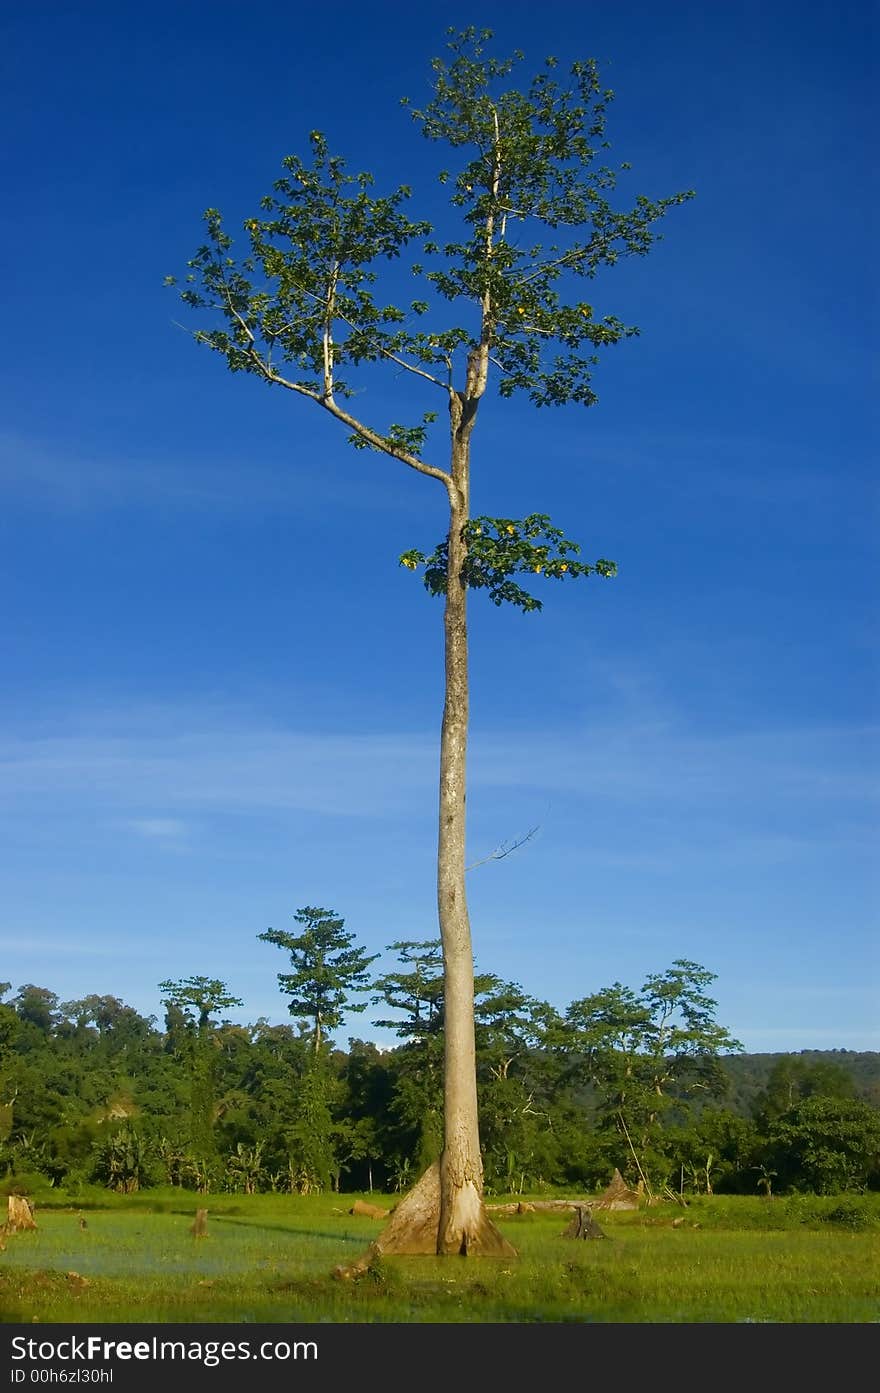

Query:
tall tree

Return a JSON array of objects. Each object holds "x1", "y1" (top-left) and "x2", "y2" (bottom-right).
[
  {"x1": 171, "y1": 27, "x2": 692, "y2": 1254},
  {"x1": 259, "y1": 906, "x2": 378, "y2": 1053}
]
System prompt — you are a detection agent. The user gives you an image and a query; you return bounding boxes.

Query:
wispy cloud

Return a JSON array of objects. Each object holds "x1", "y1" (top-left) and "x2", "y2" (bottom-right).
[
  {"x1": 0, "y1": 721, "x2": 436, "y2": 817},
  {"x1": 540, "y1": 421, "x2": 871, "y2": 511},
  {"x1": 0, "y1": 431, "x2": 428, "y2": 516},
  {"x1": 0, "y1": 704, "x2": 874, "y2": 844},
  {"x1": 0, "y1": 431, "x2": 235, "y2": 510},
  {"x1": 128, "y1": 817, "x2": 190, "y2": 844},
  {"x1": 471, "y1": 721, "x2": 878, "y2": 806}
]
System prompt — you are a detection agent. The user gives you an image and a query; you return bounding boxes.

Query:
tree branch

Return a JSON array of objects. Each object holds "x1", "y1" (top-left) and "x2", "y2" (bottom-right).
[
  {"x1": 322, "y1": 261, "x2": 339, "y2": 400},
  {"x1": 512, "y1": 234, "x2": 612, "y2": 288},
  {"x1": 379, "y1": 346, "x2": 452, "y2": 392},
  {"x1": 253, "y1": 357, "x2": 452, "y2": 487},
  {"x1": 221, "y1": 282, "x2": 255, "y2": 343},
  {"x1": 466, "y1": 825, "x2": 539, "y2": 872},
  {"x1": 253, "y1": 277, "x2": 451, "y2": 395}
]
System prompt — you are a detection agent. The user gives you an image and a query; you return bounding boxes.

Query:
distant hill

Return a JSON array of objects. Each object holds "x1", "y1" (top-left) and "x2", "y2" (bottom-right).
[{"x1": 720, "y1": 1050, "x2": 880, "y2": 1117}]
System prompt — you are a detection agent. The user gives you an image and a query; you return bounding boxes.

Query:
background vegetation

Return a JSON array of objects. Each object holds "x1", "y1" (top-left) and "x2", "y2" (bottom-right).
[{"x1": 2, "y1": 914, "x2": 877, "y2": 1203}]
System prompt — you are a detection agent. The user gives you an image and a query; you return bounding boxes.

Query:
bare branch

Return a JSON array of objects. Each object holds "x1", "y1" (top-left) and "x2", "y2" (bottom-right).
[
  {"x1": 221, "y1": 282, "x2": 255, "y2": 343},
  {"x1": 246, "y1": 355, "x2": 322, "y2": 403},
  {"x1": 379, "y1": 347, "x2": 451, "y2": 392},
  {"x1": 250, "y1": 276, "x2": 451, "y2": 395},
  {"x1": 512, "y1": 234, "x2": 613, "y2": 288},
  {"x1": 487, "y1": 354, "x2": 513, "y2": 375},
  {"x1": 252, "y1": 358, "x2": 452, "y2": 488},
  {"x1": 324, "y1": 300, "x2": 451, "y2": 393},
  {"x1": 466, "y1": 825, "x2": 539, "y2": 872}
]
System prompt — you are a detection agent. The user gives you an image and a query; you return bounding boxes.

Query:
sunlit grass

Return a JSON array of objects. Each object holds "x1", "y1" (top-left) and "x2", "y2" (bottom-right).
[{"x1": 1, "y1": 1192, "x2": 877, "y2": 1323}]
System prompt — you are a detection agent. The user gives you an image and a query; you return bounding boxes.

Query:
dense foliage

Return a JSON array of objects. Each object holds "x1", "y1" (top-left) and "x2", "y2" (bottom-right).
[{"x1": 1, "y1": 939, "x2": 877, "y2": 1200}]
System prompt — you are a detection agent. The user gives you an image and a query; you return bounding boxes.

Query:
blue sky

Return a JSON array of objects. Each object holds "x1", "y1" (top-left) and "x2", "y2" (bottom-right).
[{"x1": 1, "y1": 1, "x2": 876, "y2": 1053}]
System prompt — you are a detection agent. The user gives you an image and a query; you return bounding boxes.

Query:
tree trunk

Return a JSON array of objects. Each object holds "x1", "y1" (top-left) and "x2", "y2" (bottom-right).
[
  {"x1": 347, "y1": 429, "x2": 515, "y2": 1265},
  {"x1": 364, "y1": 429, "x2": 512, "y2": 1259},
  {"x1": 430, "y1": 443, "x2": 507, "y2": 1255},
  {"x1": 435, "y1": 478, "x2": 510, "y2": 1256}
]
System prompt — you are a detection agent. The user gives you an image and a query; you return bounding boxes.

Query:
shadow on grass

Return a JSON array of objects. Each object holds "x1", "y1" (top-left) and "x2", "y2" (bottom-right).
[{"x1": 210, "y1": 1214, "x2": 366, "y2": 1245}]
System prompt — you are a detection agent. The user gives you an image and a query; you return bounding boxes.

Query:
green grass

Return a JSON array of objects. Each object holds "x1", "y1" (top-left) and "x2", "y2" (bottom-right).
[{"x1": 1, "y1": 1191, "x2": 878, "y2": 1323}]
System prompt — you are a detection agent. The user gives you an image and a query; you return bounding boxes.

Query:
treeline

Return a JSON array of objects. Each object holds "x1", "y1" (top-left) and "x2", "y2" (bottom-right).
[
  {"x1": 722, "y1": 1051, "x2": 880, "y2": 1116},
  {"x1": 1, "y1": 908, "x2": 878, "y2": 1199}
]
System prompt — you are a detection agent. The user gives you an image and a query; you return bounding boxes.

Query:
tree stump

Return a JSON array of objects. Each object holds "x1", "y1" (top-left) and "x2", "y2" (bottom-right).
[
  {"x1": 594, "y1": 1168, "x2": 642, "y2": 1210},
  {"x1": 562, "y1": 1205, "x2": 608, "y2": 1240},
  {"x1": 190, "y1": 1208, "x2": 208, "y2": 1238},
  {"x1": 6, "y1": 1195, "x2": 37, "y2": 1232}
]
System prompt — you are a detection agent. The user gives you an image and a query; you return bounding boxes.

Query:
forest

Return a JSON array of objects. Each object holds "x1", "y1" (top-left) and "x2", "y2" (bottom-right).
[{"x1": 2, "y1": 909, "x2": 878, "y2": 1202}]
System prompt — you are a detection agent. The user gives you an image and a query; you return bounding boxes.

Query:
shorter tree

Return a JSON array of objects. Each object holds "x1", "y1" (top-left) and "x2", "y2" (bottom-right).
[
  {"x1": 158, "y1": 978, "x2": 244, "y2": 1035},
  {"x1": 562, "y1": 961, "x2": 742, "y2": 1188},
  {"x1": 373, "y1": 941, "x2": 561, "y2": 1190},
  {"x1": 765, "y1": 1097, "x2": 880, "y2": 1195},
  {"x1": 13, "y1": 985, "x2": 60, "y2": 1035},
  {"x1": 752, "y1": 1056, "x2": 856, "y2": 1129},
  {"x1": 91, "y1": 1123, "x2": 155, "y2": 1194},
  {"x1": 59, "y1": 995, "x2": 155, "y2": 1056},
  {"x1": 373, "y1": 940, "x2": 447, "y2": 1176},
  {"x1": 157, "y1": 976, "x2": 243, "y2": 1176},
  {"x1": 337, "y1": 1039, "x2": 393, "y2": 1191},
  {"x1": 259, "y1": 907, "x2": 377, "y2": 1191}
]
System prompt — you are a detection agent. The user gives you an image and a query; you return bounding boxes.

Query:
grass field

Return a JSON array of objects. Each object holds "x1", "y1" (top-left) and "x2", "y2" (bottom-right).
[{"x1": 1, "y1": 1190, "x2": 878, "y2": 1323}]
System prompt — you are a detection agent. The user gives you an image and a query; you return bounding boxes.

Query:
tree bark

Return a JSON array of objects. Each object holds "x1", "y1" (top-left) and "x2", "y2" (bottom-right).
[
  {"x1": 352, "y1": 423, "x2": 515, "y2": 1265},
  {"x1": 431, "y1": 422, "x2": 509, "y2": 1256},
  {"x1": 5, "y1": 1195, "x2": 37, "y2": 1232},
  {"x1": 436, "y1": 452, "x2": 479, "y2": 1252}
]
